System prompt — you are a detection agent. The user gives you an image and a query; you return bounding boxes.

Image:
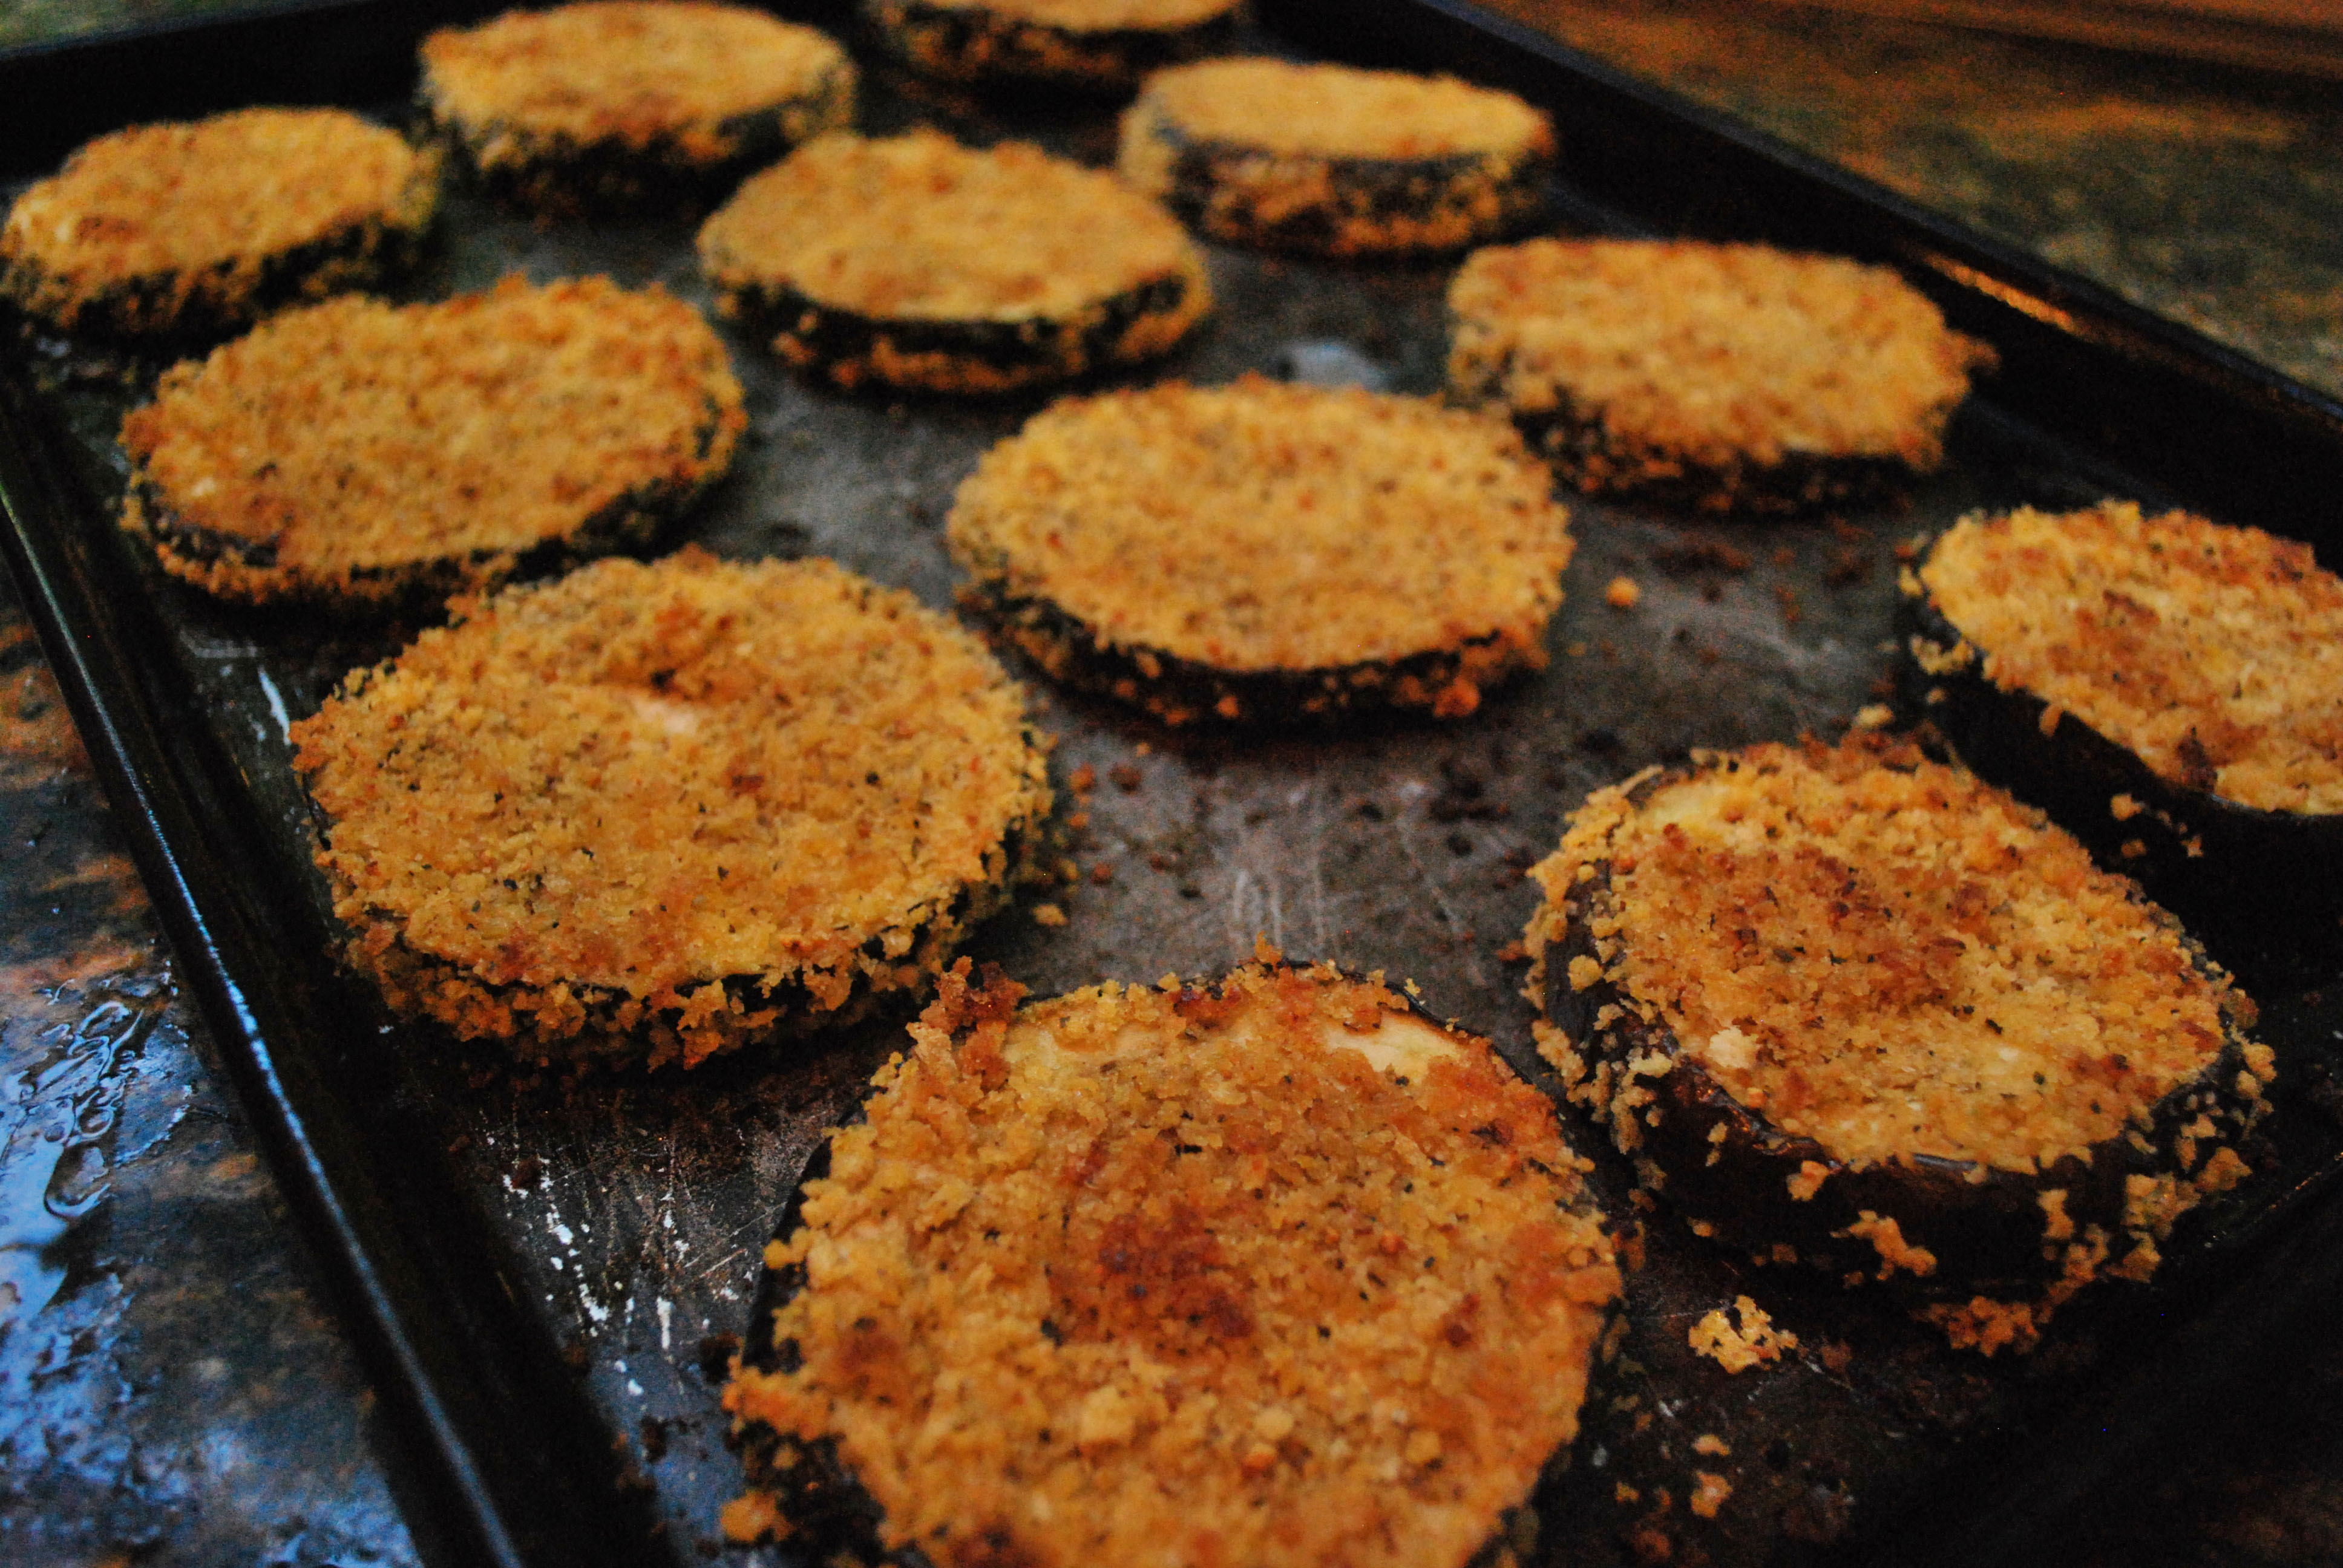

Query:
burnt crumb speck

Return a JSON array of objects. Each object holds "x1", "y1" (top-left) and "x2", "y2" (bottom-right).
[
  {"x1": 1650, "y1": 540, "x2": 1750, "y2": 577},
  {"x1": 1446, "y1": 831, "x2": 1474, "y2": 857},
  {"x1": 1576, "y1": 729, "x2": 1624, "y2": 760},
  {"x1": 560, "y1": 1336, "x2": 591, "y2": 1373},
  {"x1": 1178, "y1": 882, "x2": 1202, "y2": 898},
  {"x1": 1354, "y1": 799, "x2": 1386, "y2": 821},
  {"x1": 511, "y1": 1155, "x2": 543, "y2": 1189},
  {"x1": 1109, "y1": 764, "x2": 1144, "y2": 792},
  {"x1": 1430, "y1": 756, "x2": 1508, "y2": 823},
  {"x1": 1764, "y1": 1439, "x2": 1794, "y2": 1470},
  {"x1": 2301, "y1": 1062, "x2": 2343, "y2": 1129},
  {"x1": 1824, "y1": 546, "x2": 1872, "y2": 586},
  {"x1": 698, "y1": 1332, "x2": 742, "y2": 1382},
  {"x1": 1502, "y1": 847, "x2": 1537, "y2": 872},
  {"x1": 764, "y1": 518, "x2": 814, "y2": 557},
  {"x1": 640, "y1": 1416, "x2": 669, "y2": 1462}
]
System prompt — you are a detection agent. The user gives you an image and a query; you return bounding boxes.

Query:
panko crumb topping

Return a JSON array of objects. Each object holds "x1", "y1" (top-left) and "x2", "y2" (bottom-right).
[
  {"x1": 698, "y1": 131, "x2": 1206, "y2": 324},
  {"x1": 948, "y1": 376, "x2": 1573, "y2": 675},
  {"x1": 1449, "y1": 239, "x2": 1994, "y2": 471},
  {"x1": 422, "y1": 2, "x2": 851, "y2": 155},
  {"x1": 120, "y1": 275, "x2": 743, "y2": 604},
  {"x1": 1918, "y1": 500, "x2": 2343, "y2": 814},
  {"x1": 1525, "y1": 736, "x2": 2249, "y2": 1174},
  {"x1": 1131, "y1": 57, "x2": 1552, "y2": 161},
  {"x1": 727, "y1": 959, "x2": 1619, "y2": 1568},
  {"x1": 292, "y1": 551, "x2": 1050, "y2": 1068},
  {"x1": 1, "y1": 108, "x2": 436, "y2": 332}
]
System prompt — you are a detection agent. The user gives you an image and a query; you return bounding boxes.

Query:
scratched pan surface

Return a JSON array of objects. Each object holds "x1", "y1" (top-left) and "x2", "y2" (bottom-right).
[{"x1": 8, "y1": 7, "x2": 2343, "y2": 1567}]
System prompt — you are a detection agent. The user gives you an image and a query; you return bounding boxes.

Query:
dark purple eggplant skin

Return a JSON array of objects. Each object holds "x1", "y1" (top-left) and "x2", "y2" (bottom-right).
[
  {"x1": 1536, "y1": 788, "x2": 2269, "y2": 1302},
  {"x1": 863, "y1": 0, "x2": 1237, "y2": 94},
  {"x1": 1898, "y1": 576, "x2": 2343, "y2": 984}
]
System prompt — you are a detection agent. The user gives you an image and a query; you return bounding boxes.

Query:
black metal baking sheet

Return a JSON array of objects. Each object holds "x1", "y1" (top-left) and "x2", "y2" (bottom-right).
[{"x1": 6, "y1": 4, "x2": 2343, "y2": 1567}]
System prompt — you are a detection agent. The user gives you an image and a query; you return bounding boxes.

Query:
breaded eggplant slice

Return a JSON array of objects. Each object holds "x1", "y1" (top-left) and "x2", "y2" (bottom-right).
[
  {"x1": 1119, "y1": 57, "x2": 1553, "y2": 258},
  {"x1": 290, "y1": 552, "x2": 1052, "y2": 1071},
  {"x1": 697, "y1": 130, "x2": 1209, "y2": 396},
  {"x1": 1449, "y1": 239, "x2": 1996, "y2": 516},
  {"x1": 724, "y1": 956, "x2": 1620, "y2": 1567},
  {"x1": 947, "y1": 376, "x2": 1573, "y2": 724},
  {"x1": 862, "y1": 0, "x2": 1240, "y2": 94},
  {"x1": 1903, "y1": 500, "x2": 2343, "y2": 979},
  {"x1": 119, "y1": 275, "x2": 744, "y2": 609},
  {"x1": 420, "y1": 2, "x2": 855, "y2": 218},
  {"x1": 1, "y1": 108, "x2": 438, "y2": 342},
  {"x1": 1524, "y1": 736, "x2": 2273, "y2": 1356}
]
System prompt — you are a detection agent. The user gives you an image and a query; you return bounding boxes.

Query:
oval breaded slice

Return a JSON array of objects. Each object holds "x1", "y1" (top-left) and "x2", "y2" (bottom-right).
[
  {"x1": 1449, "y1": 238, "x2": 1995, "y2": 516},
  {"x1": 948, "y1": 376, "x2": 1573, "y2": 724},
  {"x1": 863, "y1": 0, "x2": 1241, "y2": 93},
  {"x1": 421, "y1": 1, "x2": 855, "y2": 218},
  {"x1": 119, "y1": 275, "x2": 745, "y2": 609},
  {"x1": 1, "y1": 107, "x2": 439, "y2": 341},
  {"x1": 1522, "y1": 734, "x2": 2273, "y2": 1355},
  {"x1": 1904, "y1": 500, "x2": 2343, "y2": 977},
  {"x1": 698, "y1": 130, "x2": 1210, "y2": 396},
  {"x1": 1119, "y1": 57, "x2": 1553, "y2": 257},
  {"x1": 725, "y1": 956, "x2": 1620, "y2": 1568},
  {"x1": 290, "y1": 550, "x2": 1053, "y2": 1071}
]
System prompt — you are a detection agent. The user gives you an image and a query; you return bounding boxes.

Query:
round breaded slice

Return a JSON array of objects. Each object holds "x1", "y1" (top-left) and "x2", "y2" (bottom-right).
[
  {"x1": 420, "y1": 1, "x2": 856, "y2": 218},
  {"x1": 948, "y1": 376, "x2": 1573, "y2": 724},
  {"x1": 289, "y1": 550, "x2": 1053, "y2": 1071},
  {"x1": 1523, "y1": 735, "x2": 2273, "y2": 1356},
  {"x1": 1, "y1": 107, "x2": 439, "y2": 342},
  {"x1": 724, "y1": 956, "x2": 1620, "y2": 1568},
  {"x1": 1118, "y1": 57, "x2": 1554, "y2": 258},
  {"x1": 698, "y1": 130, "x2": 1210, "y2": 396},
  {"x1": 1449, "y1": 238, "x2": 1997, "y2": 516},
  {"x1": 1903, "y1": 500, "x2": 2343, "y2": 979},
  {"x1": 119, "y1": 275, "x2": 745, "y2": 609},
  {"x1": 862, "y1": 0, "x2": 1242, "y2": 94}
]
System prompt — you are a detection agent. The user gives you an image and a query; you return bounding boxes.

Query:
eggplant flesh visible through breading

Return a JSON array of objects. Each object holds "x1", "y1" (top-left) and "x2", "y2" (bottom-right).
[{"x1": 1898, "y1": 587, "x2": 2343, "y2": 983}]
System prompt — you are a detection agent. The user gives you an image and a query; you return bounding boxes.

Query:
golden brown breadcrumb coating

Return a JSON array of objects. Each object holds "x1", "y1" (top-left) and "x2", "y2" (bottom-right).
[
  {"x1": 1119, "y1": 58, "x2": 1553, "y2": 256},
  {"x1": 1915, "y1": 501, "x2": 2343, "y2": 814},
  {"x1": 1, "y1": 108, "x2": 438, "y2": 339},
  {"x1": 1526, "y1": 737, "x2": 2249, "y2": 1172},
  {"x1": 696, "y1": 131, "x2": 1209, "y2": 394},
  {"x1": 948, "y1": 376, "x2": 1573, "y2": 724},
  {"x1": 865, "y1": 0, "x2": 1240, "y2": 91},
  {"x1": 119, "y1": 275, "x2": 744, "y2": 607},
  {"x1": 727, "y1": 958, "x2": 1619, "y2": 1568},
  {"x1": 291, "y1": 551, "x2": 1052, "y2": 1070},
  {"x1": 1449, "y1": 239, "x2": 1995, "y2": 514},
  {"x1": 1522, "y1": 736, "x2": 2272, "y2": 1349},
  {"x1": 422, "y1": 2, "x2": 854, "y2": 216}
]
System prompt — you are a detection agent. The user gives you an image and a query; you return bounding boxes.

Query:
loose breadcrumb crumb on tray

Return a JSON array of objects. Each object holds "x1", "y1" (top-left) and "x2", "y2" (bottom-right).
[
  {"x1": 290, "y1": 550, "x2": 1050, "y2": 1069},
  {"x1": 726, "y1": 958, "x2": 1619, "y2": 1568},
  {"x1": 1688, "y1": 1296, "x2": 1797, "y2": 1374}
]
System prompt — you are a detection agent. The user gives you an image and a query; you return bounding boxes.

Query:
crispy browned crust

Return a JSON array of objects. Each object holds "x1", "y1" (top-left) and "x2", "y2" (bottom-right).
[
  {"x1": 698, "y1": 132, "x2": 1211, "y2": 395},
  {"x1": 946, "y1": 377, "x2": 1572, "y2": 724},
  {"x1": 1522, "y1": 735, "x2": 2274, "y2": 1354},
  {"x1": 726, "y1": 957, "x2": 1620, "y2": 1567},
  {"x1": 119, "y1": 276, "x2": 744, "y2": 610},
  {"x1": 863, "y1": 0, "x2": 1241, "y2": 91},
  {"x1": 1448, "y1": 238, "x2": 1995, "y2": 516},
  {"x1": 1, "y1": 108, "x2": 440, "y2": 341},
  {"x1": 1118, "y1": 58, "x2": 1553, "y2": 257},
  {"x1": 290, "y1": 551, "x2": 1054, "y2": 1070},
  {"x1": 421, "y1": 2, "x2": 856, "y2": 218}
]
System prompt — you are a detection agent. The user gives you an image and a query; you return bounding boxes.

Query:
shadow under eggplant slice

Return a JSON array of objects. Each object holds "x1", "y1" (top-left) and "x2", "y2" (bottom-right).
[
  {"x1": 1900, "y1": 501, "x2": 2343, "y2": 984},
  {"x1": 1523, "y1": 736, "x2": 2275, "y2": 1356},
  {"x1": 1118, "y1": 57, "x2": 1555, "y2": 258},
  {"x1": 723, "y1": 957, "x2": 1622, "y2": 1568}
]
